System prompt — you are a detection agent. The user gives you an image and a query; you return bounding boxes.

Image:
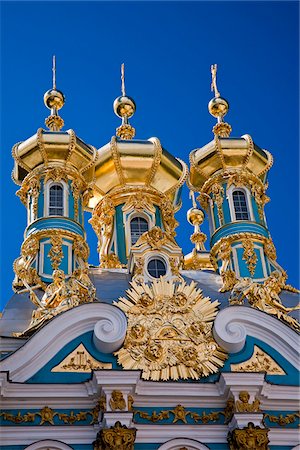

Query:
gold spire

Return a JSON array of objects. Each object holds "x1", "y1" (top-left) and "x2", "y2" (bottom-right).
[
  {"x1": 208, "y1": 64, "x2": 231, "y2": 137},
  {"x1": 113, "y1": 63, "x2": 136, "y2": 140},
  {"x1": 43, "y1": 55, "x2": 65, "y2": 131}
]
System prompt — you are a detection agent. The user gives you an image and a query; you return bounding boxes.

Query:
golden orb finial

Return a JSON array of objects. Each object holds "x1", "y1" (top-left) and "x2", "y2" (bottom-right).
[
  {"x1": 44, "y1": 55, "x2": 65, "y2": 131},
  {"x1": 187, "y1": 191, "x2": 207, "y2": 251},
  {"x1": 208, "y1": 64, "x2": 231, "y2": 137},
  {"x1": 113, "y1": 63, "x2": 136, "y2": 140}
]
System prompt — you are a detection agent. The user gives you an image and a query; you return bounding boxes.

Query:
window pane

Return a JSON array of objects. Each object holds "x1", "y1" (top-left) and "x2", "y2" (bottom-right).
[
  {"x1": 232, "y1": 190, "x2": 249, "y2": 221},
  {"x1": 147, "y1": 259, "x2": 167, "y2": 278},
  {"x1": 49, "y1": 185, "x2": 64, "y2": 216},
  {"x1": 130, "y1": 217, "x2": 149, "y2": 245}
]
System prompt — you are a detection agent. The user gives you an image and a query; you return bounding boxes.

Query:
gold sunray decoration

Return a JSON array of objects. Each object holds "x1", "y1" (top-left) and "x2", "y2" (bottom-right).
[{"x1": 114, "y1": 279, "x2": 227, "y2": 381}]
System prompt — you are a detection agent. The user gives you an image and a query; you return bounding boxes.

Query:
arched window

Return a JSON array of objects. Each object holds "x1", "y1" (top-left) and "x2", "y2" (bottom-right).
[
  {"x1": 232, "y1": 190, "x2": 250, "y2": 220},
  {"x1": 130, "y1": 216, "x2": 149, "y2": 245},
  {"x1": 49, "y1": 184, "x2": 64, "y2": 216}
]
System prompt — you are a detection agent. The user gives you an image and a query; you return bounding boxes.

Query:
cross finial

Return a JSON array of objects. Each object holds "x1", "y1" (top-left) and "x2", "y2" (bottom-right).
[
  {"x1": 52, "y1": 55, "x2": 56, "y2": 90},
  {"x1": 211, "y1": 64, "x2": 220, "y2": 98},
  {"x1": 121, "y1": 63, "x2": 126, "y2": 96}
]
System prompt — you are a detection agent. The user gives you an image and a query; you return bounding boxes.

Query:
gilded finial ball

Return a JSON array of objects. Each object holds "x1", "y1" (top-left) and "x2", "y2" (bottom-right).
[
  {"x1": 208, "y1": 96, "x2": 229, "y2": 119},
  {"x1": 187, "y1": 207, "x2": 205, "y2": 226},
  {"x1": 44, "y1": 89, "x2": 65, "y2": 110},
  {"x1": 113, "y1": 95, "x2": 136, "y2": 119}
]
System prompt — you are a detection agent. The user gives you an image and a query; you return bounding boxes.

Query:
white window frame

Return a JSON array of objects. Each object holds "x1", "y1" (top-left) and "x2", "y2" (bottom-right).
[
  {"x1": 158, "y1": 438, "x2": 210, "y2": 450},
  {"x1": 25, "y1": 441, "x2": 73, "y2": 450},
  {"x1": 44, "y1": 180, "x2": 69, "y2": 217},
  {"x1": 143, "y1": 252, "x2": 171, "y2": 283},
  {"x1": 227, "y1": 185, "x2": 254, "y2": 222},
  {"x1": 123, "y1": 209, "x2": 155, "y2": 256}
]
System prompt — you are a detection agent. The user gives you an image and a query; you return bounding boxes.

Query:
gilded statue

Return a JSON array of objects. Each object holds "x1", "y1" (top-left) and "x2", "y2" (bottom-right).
[{"x1": 230, "y1": 271, "x2": 300, "y2": 331}]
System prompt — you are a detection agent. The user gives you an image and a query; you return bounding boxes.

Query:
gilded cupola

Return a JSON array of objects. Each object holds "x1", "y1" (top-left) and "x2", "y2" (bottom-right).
[
  {"x1": 11, "y1": 57, "x2": 96, "y2": 335},
  {"x1": 89, "y1": 65, "x2": 188, "y2": 269},
  {"x1": 188, "y1": 65, "x2": 283, "y2": 292}
]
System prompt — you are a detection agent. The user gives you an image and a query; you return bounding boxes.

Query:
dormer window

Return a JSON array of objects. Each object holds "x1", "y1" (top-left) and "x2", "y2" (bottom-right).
[
  {"x1": 232, "y1": 190, "x2": 250, "y2": 220},
  {"x1": 130, "y1": 216, "x2": 149, "y2": 245},
  {"x1": 147, "y1": 257, "x2": 167, "y2": 279}
]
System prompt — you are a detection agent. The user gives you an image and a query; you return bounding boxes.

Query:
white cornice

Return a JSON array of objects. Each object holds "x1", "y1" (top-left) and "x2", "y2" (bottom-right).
[{"x1": 0, "y1": 303, "x2": 127, "y2": 382}]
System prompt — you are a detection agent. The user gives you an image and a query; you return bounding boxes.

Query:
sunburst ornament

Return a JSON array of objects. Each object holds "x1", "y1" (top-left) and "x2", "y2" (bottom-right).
[{"x1": 114, "y1": 278, "x2": 227, "y2": 381}]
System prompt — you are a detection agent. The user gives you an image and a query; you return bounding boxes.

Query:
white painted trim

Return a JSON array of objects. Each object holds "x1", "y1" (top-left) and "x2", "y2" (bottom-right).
[
  {"x1": 123, "y1": 209, "x2": 155, "y2": 257},
  {"x1": 209, "y1": 198, "x2": 216, "y2": 232},
  {"x1": 1, "y1": 424, "x2": 298, "y2": 446},
  {"x1": 44, "y1": 180, "x2": 69, "y2": 218},
  {"x1": 158, "y1": 438, "x2": 210, "y2": 450},
  {"x1": 227, "y1": 185, "x2": 254, "y2": 222},
  {"x1": 143, "y1": 252, "x2": 171, "y2": 283},
  {"x1": 0, "y1": 303, "x2": 127, "y2": 382},
  {"x1": 25, "y1": 440, "x2": 73, "y2": 450},
  {"x1": 213, "y1": 306, "x2": 300, "y2": 368},
  {"x1": 0, "y1": 426, "x2": 97, "y2": 445}
]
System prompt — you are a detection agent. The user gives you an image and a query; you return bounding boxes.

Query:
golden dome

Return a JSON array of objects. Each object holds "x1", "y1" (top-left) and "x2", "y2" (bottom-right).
[
  {"x1": 12, "y1": 129, "x2": 97, "y2": 185},
  {"x1": 189, "y1": 134, "x2": 273, "y2": 190},
  {"x1": 89, "y1": 136, "x2": 188, "y2": 209}
]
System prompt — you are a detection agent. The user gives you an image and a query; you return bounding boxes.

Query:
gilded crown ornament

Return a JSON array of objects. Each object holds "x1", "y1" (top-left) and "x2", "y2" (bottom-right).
[
  {"x1": 113, "y1": 63, "x2": 136, "y2": 139},
  {"x1": 44, "y1": 56, "x2": 65, "y2": 131}
]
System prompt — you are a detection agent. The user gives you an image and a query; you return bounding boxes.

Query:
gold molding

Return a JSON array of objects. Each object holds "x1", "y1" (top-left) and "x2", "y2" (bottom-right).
[
  {"x1": 51, "y1": 343, "x2": 112, "y2": 372},
  {"x1": 231, "y1": 345, "x2": 285, "y2": 375}
]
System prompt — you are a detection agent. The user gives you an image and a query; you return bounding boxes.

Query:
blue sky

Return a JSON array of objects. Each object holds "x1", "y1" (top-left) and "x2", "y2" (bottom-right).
[{"x1": 1, "y1": 1, "x2": 299, "y2": 310}]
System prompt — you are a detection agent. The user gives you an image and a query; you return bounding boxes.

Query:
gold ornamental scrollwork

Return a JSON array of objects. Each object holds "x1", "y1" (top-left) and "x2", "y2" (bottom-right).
[
  {"x1": 93, "y1": 421, "x2": 137, "y2": 450},
  {"x1": 114, "y1": 278, "x2": 227, "y2": 381},
  {"x1": 109, "y1": 391, "x2": 126, "y2": 411},
  {"x1": 228, "y1": 422, "x2": 269, "y2": 450},
  {"x1": 231, "y1": 345, "x2": 285, "y2": 375},
  {"x1": 134, "y1": 404, "x2": 223, "y2": 424},
  {"x1": 242, "y1": 238, "x2": 257, "y2": 276},
  {"x1": 48, "y1": 235, "x2": 63, "y2": 270},
  {"x1": 264, "y1": 412, "x2": 300, "y2": 427}
]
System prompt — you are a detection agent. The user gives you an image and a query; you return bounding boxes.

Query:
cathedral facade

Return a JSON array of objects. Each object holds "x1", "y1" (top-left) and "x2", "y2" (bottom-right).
[{"x1": 0, "y1": 63, "x2": 299, "y2": 450}]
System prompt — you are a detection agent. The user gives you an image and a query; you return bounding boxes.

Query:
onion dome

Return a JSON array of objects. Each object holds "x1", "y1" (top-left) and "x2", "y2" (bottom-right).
[
  {"x1": 89, "y1": 64, "x2": 188, "y2": 208},
  {"x1": 189, "y1": 64, "x2": 273, "y2": 191},
  {"x1": 12, "y1": 57, "x2": 97, "y2": 186},
  {"x1": 89, "y1": 137, "x2": 187, "y2": 209}
]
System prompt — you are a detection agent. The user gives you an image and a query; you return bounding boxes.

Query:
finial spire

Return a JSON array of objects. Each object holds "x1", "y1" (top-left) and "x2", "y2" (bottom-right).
[
  {"x1": 113, "y1": 63, "x2": 136, "y2": 140},
  {"x1": 208, "y1": 64, "x2": 232, "y2": 137},
  {"x1": 43, "y1": 56, "x2": 65, "y2": 131},
  {"x1": 121, "y1": 63, "x2": 126, "y2": 96},
  {"x1": 211, "y1": 64, "x2": 220, "y2": 98},
  {"x1": 52, "y1": 55, "x2": 56, "y2": 90}
]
